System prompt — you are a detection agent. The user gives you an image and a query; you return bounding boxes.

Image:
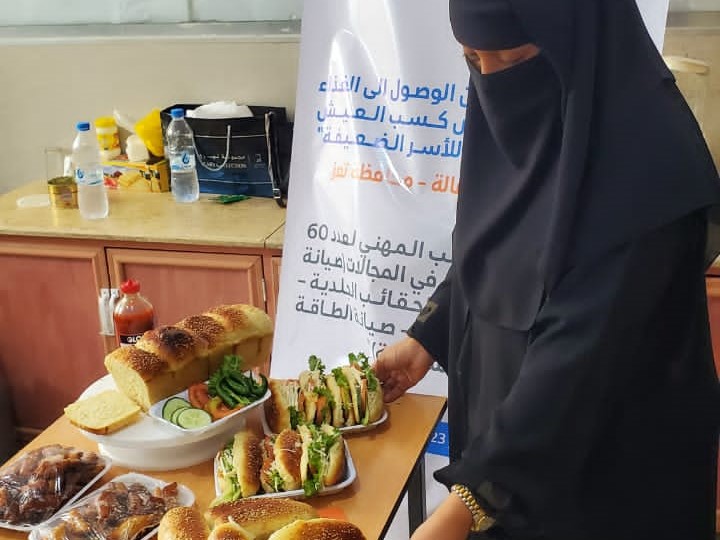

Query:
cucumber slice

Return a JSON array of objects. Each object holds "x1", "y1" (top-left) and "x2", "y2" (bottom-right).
[
  {"x1": 176, "y1": 407, "x2": 213, "y2": 429},
  {"x1": 162, "y1": 397, "x2": 191, "y2": 422},
  {"x1": 171, "y1": 405, "x2": 191, "y2": 424}
]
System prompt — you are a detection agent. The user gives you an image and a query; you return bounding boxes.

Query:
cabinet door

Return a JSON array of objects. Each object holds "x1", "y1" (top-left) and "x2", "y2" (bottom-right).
[
  {"x1": 106, "y1": 248, "x2": 265, "y2": 328},
  {"x1": 265, "y1": 255, "x2": 282, "y2": 321},
  {"x1": 0, "y1": 240, "x2": 108, "y2": 433},
  {"x1": 706, "y1": 277, "x2": 720, "y2": 377}
]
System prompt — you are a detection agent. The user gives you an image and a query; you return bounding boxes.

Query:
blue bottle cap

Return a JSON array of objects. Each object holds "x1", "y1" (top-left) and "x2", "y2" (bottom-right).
[
  {"x1": 76, "y1": 121, "x2": 90, "y2": 131},
  {"x1": 170, "y1": 108, "x2": 185, "y2": 119}
]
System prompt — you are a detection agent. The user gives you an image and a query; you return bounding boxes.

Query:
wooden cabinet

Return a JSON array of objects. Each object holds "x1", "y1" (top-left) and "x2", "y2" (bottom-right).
[
  {"x1": 0, "y1": 237, "x2": 281, "y2": 442},
  {"x1": 0, "y1": 239, "x2": 109, "y2": 438},
  {"x1": 106, "y1": 248, "x2": 266, "y2": 327}
]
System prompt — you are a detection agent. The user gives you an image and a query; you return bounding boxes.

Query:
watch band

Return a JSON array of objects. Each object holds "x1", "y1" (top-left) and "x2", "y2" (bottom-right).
[{"x1": 451, "y1": 484, "x2": 496, "y2": 533}]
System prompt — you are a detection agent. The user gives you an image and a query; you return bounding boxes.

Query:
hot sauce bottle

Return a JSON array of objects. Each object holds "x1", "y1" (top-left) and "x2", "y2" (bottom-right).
[{"x1": 113, "y1": 279, "x2": 155, "y2": 347}]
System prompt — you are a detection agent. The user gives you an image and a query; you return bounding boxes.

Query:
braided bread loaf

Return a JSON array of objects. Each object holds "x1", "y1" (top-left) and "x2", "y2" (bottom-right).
[{"x1": 104, "y1": 304, "x2": 273, "y2": 411}]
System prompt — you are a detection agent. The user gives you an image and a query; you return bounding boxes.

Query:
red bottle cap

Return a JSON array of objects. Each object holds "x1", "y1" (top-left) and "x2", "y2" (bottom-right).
[{"x1": 120, "y1": 279, "x2": 141, "y2": 294}]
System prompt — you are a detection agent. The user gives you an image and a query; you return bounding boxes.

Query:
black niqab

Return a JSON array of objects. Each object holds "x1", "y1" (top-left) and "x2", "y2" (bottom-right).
[{"x1": 449, "y1": 0, "x2": 720, "y2": 330}]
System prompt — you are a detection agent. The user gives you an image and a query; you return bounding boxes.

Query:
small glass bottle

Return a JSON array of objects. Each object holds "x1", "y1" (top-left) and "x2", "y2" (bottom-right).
[{"x1": 113, "y1": 279, "x2": 155, "y2": 348}]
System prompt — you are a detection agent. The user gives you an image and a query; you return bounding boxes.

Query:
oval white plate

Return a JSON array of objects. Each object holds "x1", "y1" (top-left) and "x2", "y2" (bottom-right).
[
  {"x1": 261, "y1": 408, "x2": 388, "y2": 435},
  {"x1": 149, "y1": 385, "x2": 271, "y2": 435},
  {"x1": 76, "y1": 375, "x2": 265, "y2": 449},
  {"x1": 213, "y1": 441, "x2": 356, "y2": 501}
]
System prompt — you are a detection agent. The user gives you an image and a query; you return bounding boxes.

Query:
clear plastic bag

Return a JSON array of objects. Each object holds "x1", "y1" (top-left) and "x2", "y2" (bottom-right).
[
  {"x1": 30, "y1": 472, "x2": 195, "y2": 540},
  {"x1": 0, "y1": 444, "x2": 110, "y2": 530}
]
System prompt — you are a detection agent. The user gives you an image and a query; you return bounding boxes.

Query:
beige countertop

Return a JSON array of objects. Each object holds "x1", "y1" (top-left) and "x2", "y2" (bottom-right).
[
  {"x1": 0, "y1": 183, "x2": 286, "y2": 249},
  {"x1": 266, "y1": 224, "x2": 285, "y2": 249}
]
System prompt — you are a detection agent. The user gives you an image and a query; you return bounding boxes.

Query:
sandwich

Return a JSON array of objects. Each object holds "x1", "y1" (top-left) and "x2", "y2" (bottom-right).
[
  {"x1": 213, "y1": 425, "x2": 346, "y2": 502},
  {"x1": 264, "y1": 353, "x2": 384, "y2": 433},
  {"x1": 265, "y1": 378, "x2": 302, "y2": 434},
  {"x1": 298, "y1": 355, "x2": 333, "y2": 426},
  {"x1": 205, "y1": 498, "x2": 318, "y2": 540},
  {"x1": 298, "y1": 424, "x2": 346, "y2": 496},
  {"x1": 216, "y1": 431, "x2": 264, "y2": 502},
  {"x1": 260, "y1": 428, "x2": 303, "y2": 494},
  {"x1": 267, "y1": 518, "x2": 367, "y2": 540}
]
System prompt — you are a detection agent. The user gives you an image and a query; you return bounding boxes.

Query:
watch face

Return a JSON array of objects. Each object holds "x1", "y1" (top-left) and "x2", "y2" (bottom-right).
[{"x1": 473, "y1": 514, "x2": 495, "y2": 533}]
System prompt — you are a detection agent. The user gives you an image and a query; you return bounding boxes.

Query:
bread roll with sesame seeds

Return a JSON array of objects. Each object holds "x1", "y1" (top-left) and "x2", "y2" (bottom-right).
[
  {"x1": 104, "y1": 303, "x2": 273, "y2": 411},
  {"x1": 158, "y1": 506, "x2": 209, "y2": 540},
  {"x1": 205, "y1": 498, "x2": 317, "y2": 540},
  {"x1": 208, "y1": 521, "x2": 255, "y2": 540},
  {"x1": 267, "y1": 518, "x2": 366, "y2": 540}
]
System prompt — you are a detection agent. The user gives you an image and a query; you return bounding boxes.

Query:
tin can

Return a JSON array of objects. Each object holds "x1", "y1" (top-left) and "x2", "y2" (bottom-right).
[{"x1": 47, "y1": 176, "x2": 78, "y2": 209}]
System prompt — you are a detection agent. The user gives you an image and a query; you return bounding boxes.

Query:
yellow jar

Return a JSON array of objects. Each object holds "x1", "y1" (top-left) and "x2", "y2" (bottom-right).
[
  {"x1": 47, "y1": 176, "x2": 78, "y2": 208},
  {"x1": 94, "y1": 116, "x2": 121, "y2": 160}
]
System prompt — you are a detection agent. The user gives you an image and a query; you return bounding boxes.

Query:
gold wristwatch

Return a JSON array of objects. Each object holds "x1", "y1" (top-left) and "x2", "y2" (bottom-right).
[{"x1": 451, "y1": 484, "x2": 496, "y2": 533}]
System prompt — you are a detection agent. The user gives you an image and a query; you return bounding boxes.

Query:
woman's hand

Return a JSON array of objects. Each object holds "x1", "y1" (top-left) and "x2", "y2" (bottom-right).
[
  {"x1": 411, "y1": 492, "x2": 474, "y2": 540},
  {"x1": 372, "y1": 337, "x2": 433, "y2": 402}
]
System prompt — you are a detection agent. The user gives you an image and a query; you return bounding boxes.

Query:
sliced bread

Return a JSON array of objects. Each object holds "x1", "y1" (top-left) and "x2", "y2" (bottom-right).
[{"x1": 64, "y1": 389, "x2": 141, "y2": 434}]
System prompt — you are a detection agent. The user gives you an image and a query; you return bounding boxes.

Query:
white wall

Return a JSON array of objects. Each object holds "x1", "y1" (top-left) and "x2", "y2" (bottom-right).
[{"x1": 0, "y1": 37, "x2": 300, "y2": 193}]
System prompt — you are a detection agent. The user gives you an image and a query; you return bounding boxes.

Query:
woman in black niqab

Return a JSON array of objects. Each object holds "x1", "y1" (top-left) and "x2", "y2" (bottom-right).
[{"x1": 374, "y1": 1, "x2": 720, "y2": 539}]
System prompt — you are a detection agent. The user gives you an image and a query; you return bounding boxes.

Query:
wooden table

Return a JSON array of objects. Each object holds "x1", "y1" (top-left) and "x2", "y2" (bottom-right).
[{"x1": 0, "y1": 394, "x2": 446, "y2": 540}]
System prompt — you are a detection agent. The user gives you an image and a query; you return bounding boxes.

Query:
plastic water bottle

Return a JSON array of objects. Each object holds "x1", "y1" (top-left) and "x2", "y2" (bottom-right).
[
  {"x1": 167, "y1": 108, "x2": 200, "y2": 203},
  {"x1": 72, "y1": 122, "x2": 109, "y2": 219}
]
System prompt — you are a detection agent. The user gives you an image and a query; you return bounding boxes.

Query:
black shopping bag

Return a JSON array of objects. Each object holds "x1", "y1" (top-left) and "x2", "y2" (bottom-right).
[{"x1": 161, "y1": 104, "x2": 292, "y2": 207}]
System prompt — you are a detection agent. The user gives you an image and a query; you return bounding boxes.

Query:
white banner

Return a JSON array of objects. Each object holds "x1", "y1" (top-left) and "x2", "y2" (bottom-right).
[
  {"x1": 273, "y1": 0, "x2": 465, "y2": 397},
  {"x1": 272, "y1": 1, "x2": 668, "y2": 537}
]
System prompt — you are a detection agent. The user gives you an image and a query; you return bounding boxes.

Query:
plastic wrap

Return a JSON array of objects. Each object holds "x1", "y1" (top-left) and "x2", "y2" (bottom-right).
[
  {"x1": 0, "y1": 444, "x2": 110, "y2": 531},
  {"x1": 30, "y1": 473, "x2": 195, "y2": 540}
]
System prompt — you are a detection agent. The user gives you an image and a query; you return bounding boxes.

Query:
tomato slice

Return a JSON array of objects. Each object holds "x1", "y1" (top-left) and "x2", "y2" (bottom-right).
[{"x1": 188, "y1": 383, "x2": 211, "y2": 410}]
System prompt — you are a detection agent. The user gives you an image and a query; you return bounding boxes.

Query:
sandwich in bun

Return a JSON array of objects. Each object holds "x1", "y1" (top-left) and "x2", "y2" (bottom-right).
[
  {"x1": 267, "y1": 518, "x2": 367, "y2": 540},
  {"x1": 264, "y1": 353, "x2": 384, "y2": 433},
  {"x1": 206, "y1": 498, "x2": 317, "y2": 540},
  {"x1": 260, "y1": 428, "x2": 303, "y2": 493},
  {"x1": 298, "y1": 424, "x2": 345, "y2": 496},
  {"x1": 216, "y1": 431, "x2": 264, "y2": 502}
]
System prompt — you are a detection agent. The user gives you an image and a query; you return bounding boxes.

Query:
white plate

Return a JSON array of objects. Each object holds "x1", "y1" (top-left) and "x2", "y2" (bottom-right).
[
  {"x1": 0, "y1": 450, "x2": 111, "y2": 532},
  {"x1": 149, "y1": 384, "x2": 271, "y2": 436},
  {"x1": 213, "y1": 441, "x2": 356, "y2": 501},
  {"x1": 261, "y1": 408, "x2": 388, "y2": 435},
  {"x1": 76, "y1": 375, "x2": 263, "y2": 449},
  {"x1": 29, "y1": 472, "x2": 195, "y2": 540},
  {"x1": 338, "y1": 409, "x2": 388, "y2": 434}
]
